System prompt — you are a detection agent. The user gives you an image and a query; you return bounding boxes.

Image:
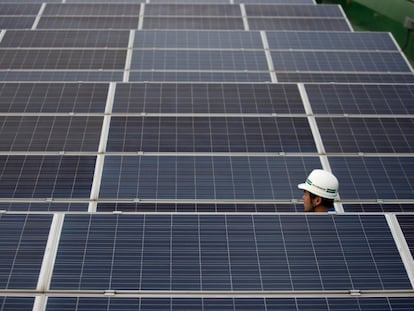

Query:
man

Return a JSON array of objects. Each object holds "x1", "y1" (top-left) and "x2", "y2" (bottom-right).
[{"x1": 298, "y1": 169, "x2": 339, "y2": 212}]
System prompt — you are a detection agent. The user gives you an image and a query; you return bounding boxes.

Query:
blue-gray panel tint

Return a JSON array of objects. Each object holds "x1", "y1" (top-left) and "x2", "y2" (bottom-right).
[
  {"x1": 142, "y1": 17, "x2": 244, "y2": 30},
  {"x1": 99, "y1": 156, "x2": 321, "y2": 200},
  {"x1": 1, "y1": 30, "x2": 130, "y2": 48},
  {"x1": 37, "y1": 17, "x2": 140, "y2": 29},
  {"x1": 396, "y1": 215, "x2": 414, "y2": 258},
  {"x1": 0, "y1": 83, "x2": 108, "y2": 113},
  {"x1": 0, "y1": 4, "x2": 41, "y2": 15},
  {"x1": 0, "y1": 50, "x2": 127, "y2": 70},
  {"x1": 50, "y1": 214, "x2": 411, "y2": 291},
  {"x1": 305, "y1": 84, "x2": 414, "y2": 114},
  {"x1": 344, "y1": 204, "x2": 414, "y2": 213},
  {"x1": 106, "y1": 117, "x2": 315, "y2": 152},
  {"x1": 131, "y1": 50, "x2": 268, "y2": 70},
  {"x1": 145, "y1": 4, "x2": 241, "y2": 16},
  {"x1": 129, "y1": 71, "x2": 270, "y2": 82},
  {"x1": 45, "y1": 297, "x2": 414, "y2": 311},
  {"x1": 43, "y1": 3, "x2": 141, "y2": 16},
  {"x1": 236, "y1": 0, "x2": 315, "y2": 3},
  {"x1": 0, "y1": 71, "x2": 123, "y2": 82},
  {"x1": 266, "y1": 31, "x2": 398, "y2": 51},
  {"x1": 317, "y1": 117, "x2": 414, "y2": 153},
  {"x1": 0, "y1": 156, "x2": 96, "y2": 199},
  {"x1": 271, "y1": 51, "x2": 410, "y2": 72},
  {"x1": 278, "y1": 72, "x2": 414, "y2": 83},
  {"x1": 0, "y1": 297, "x2": 34, "y2": 311},
  {"x1": 330, "y1": 157, "x2": 414, "y2": 200},
  {"x1": 112, "y1": 83, "x2": 304, "y2": 114},
  {"x1": 249, "y1": 18, "x2": 351, "y2": 31},
  {"x1": 97, "y1": 202, "x2": 302, "y2": 213},
  {"x1": 245, "y1": 4, "x2": 343, "y2": 17},
  {"x1": 134, "y1": 30, "x2": 262, "y2": 49},
  {"x1": 0, "y1": 17, "x2": 35, "y2": 29},
  {"x1": 0, "y1": 116, "x2": 103, "y2": 152},
  {"x1": 0, "y1": 214, "x2": 52, "y2": 289},
  {"x1": 0, "y1": 202, "x2": 88, "y2": 212}
]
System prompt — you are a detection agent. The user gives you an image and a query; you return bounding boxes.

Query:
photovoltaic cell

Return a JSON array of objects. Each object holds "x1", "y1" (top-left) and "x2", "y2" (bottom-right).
[
  {"x1": 396, "y1": 215, "x2": 414, "y2": 258},
  {"x1": 236, "y1": 0, "x2": 315, "y2": 3},
  {"x1": 343, "y1": 204, "x2": 414, "y2": 213},
  {"x1": 0, "y1": 83, "x2": 108, "y2": 113},
  {"x1": 330, "y1": 156, "x2": 414, "y2": 200},
  {"x1": 134, "y1": 30, "x2": 262, "y2": 49},
  {"x1": 305, "y1": 84, "x2": 414, "y2": 114},
  {"x1": 266, "y1": 31, "x2": 398, "y2": 51},
  {"x1": 99, "y1": 156, "x2": 321, "y2": 200},
  {"x1": 0, "y1": 71, "x2": 124, "y2": 82},
  {"x1": 245, "y1": 4, "x2": 344, "y2": 17},
  {"x1": 112, "y1": 83, "x2": 304, "y2": 114},
  {"x1": 130, "y1": 50, "x2": 268, "y2": 70},
  {"x1": 129, "y1": 71, "x2": 270, "y2": 82},
  {"x1": 97, "y1": 202, "x2": 302, "y2": 213},
  {"x1": 0, "y1": 214, "x2": 52, "y2": 289},
  {"x1": 44, "y1": 297, "x2": 414, "y2": 311},
  {"x1": 0, "y1": 4, "x2": 41, "y2": 15},
  {"x1": 43, "y1": 3, "x2": 141, "y2": 16},
  {"x1": 144, "y1": 4, "x2": 242, "y2": 16},
  {"x1": 277, "y1": 72, "x2": 414, "y2": 83},
  {"x1": 0, "y1": 50, "x2": 127, "y2": 70},
  {"x1": 106, "y1": 117, "x2": 316, "y2": 153},
  {"x1": 0, "y1": 297, "x2": 34, "y2": 311},
  {"x1": 0, "y1": 116, "x2": 103, "y2": 152},
  {"x1": 0, "y1": 17, "x2": 35, "y2": 29},
  {"x1": 271, "y1": 51, "x2": 411, "y2": 73},
  {"x1": 37, "y1": 17, "x2": 140, "y2": 30},
  {"x1": 317, "y1": 117, "x2": 414, "y2": 153},
  {"x1": 248, "y1": 18, "x2": 351, "y2": 31},
  {"x1": 0, "y1": 202, "x2": 88, "y2": 212},
  {"x1": 50, "y1": 214, "x2": 411, "y2": 291},
  {"x1": 0, "y1": 156, "x2": 96, "y2": 199},
  {"x1": 142, "y1": 17, "x2": 244, "y2": 30}
]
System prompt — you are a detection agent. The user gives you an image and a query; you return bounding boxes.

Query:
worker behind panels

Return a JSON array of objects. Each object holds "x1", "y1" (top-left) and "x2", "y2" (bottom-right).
[{"x1": 298, "y1": 169, "x2": 339, "y2": 213}]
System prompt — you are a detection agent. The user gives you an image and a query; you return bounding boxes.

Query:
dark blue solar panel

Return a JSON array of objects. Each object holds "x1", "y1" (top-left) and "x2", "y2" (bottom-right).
[
  {"x1": 245, "y1": 4, "x2": 344, "y2": 17},
  {"x1": 396, "y1": 215, "x2": 414, "y2": 258},
  {"x1": 43, "y1": 3, "x2": 141, "y2": 16},
  {"x1": 50, "y1": 214, "x2": 411, "y2": 291},
  {"x1": 0, "y1": 156, "x2": 96, "y2": 199},
  {"x1": 271, "y1": 51, "x2": 411, "y2": 72},
  {"x1": 305, "y1": 84, "x2": 414, "y2": 114},
  {"x1": 99, "y1": 156, "x2": 321, "y2": 200},
  {"x1": 343, "y1": 204, "x2": 414, "y2": 213},
  {"x1": 37, "y1": 17, "x2": 140, "y2": 30},
  {"x1": 0, "y1": 71, "x2": 124, "y2": 82},
  {"x1": 277, "y1": 72, "x2": 414, "y2": 83},
  {"x1": 317, "y1": 117, "x2": 414, "y2": 153},
  {"x1": 44, "y1": 297, "x2": 414, "y2": 311},
  {"x1": 142, "y1": 17, "x2": 245, "y2": 30},
  {"x1": 330, "y1": 157, "x2": 414, "y2": 200},
  {"x1": 112, "y1": 83, "x2": 304, "y2": 114},
  {"x1": 249, "y1": 18, "x2": 351, "y2": 31},
  {"x1": 0, "y1": 116, "x2": 103, "y2": 152},
  {"x1": 0, "y1": 214, "x2": 52, "y2": 289},
  {"x1": 0, "y1": 297, "x2": 34, "y2": 311},
  {"x1": 0, "y1": 83, "x2": 108, "y2": 113},
  {"x1": 131, "y1": 50, "x2": 268, "y2": 70},
  {"x1": 134, "y1": 30, "x2": 262, "y2": 49},
  {"x1": 266, "y1": 31, "x2": 398, "y2": 51},
  {"x1": 144, "y1": 4, "x2": 242, "y2": 16},
  {"x1": 0, "y1": 202, "x2": 88, "y2": 212},
  {"x1": 106, "y1": 117, "x2": 315, "y2": 153},
  {"x1": 129, "y1": 71, "x2": 270, "y2": 82}
]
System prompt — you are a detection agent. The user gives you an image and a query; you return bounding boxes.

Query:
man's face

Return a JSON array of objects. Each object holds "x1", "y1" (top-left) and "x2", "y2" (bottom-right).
[{"x1": 302, "y1": 190, "x2": 315, "y2": 212}]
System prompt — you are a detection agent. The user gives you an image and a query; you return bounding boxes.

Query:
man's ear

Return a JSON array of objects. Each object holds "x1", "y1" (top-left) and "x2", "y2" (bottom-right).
[{"x1": 313, "y1": 196, "x2": 322, "y2": 207}]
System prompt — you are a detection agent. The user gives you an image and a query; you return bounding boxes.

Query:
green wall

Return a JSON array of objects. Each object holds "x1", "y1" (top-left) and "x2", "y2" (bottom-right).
[{"x1": 317, "y1": 0, "x2": 414, "y2": 67}]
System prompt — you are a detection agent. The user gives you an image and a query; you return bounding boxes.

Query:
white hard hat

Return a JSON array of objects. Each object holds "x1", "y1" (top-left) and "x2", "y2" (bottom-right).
[{"x1": 298, "y1": 169, "x2": 339, "y2": 199}]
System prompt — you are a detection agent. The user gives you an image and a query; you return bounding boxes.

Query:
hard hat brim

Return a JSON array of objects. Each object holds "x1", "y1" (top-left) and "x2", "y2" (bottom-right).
[{"x1": 298, "y1": 182, "x2": 337, "y2": 199}]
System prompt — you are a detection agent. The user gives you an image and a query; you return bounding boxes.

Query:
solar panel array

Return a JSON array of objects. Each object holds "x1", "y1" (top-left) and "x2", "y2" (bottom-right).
[{"x1": 0, "y1": 0, "x2": 413, "y2": 310}]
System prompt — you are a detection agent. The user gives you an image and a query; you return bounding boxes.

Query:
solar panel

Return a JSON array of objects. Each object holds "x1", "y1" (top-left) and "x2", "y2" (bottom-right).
[
  {"x1": 396, "y1": 215, "x2": 414, "y2": 258},
  {"x1": 134, "y1": 30, "x2": 262, "y2": 49},
  {"x1": 37, "y1": 16, "x2": 140, "y2": 29},
  {"x1": 305, "y1": 84, "x2": 414, "y2": 114},
  {"x1": 0, "y1": 71, "x2": 124, "y2": 82},
  {"x1": 43, "y1": 297, "x2": 414, "y2": 311},
  {"x1": 50, "y1": 214, "x2": 411, "y2": 291},
  {"x1": 277, "y1": 72, "x2": 414, "y2": 83},
  {"x1": 248, "y1": 18, "x2": 351, "y2": 31},
  {"x1": 142, "y1": 17, "x2": 244, "y2": 30},
  {"x1": 317, "y1": 117, "x2": 414, "y2": 153},
  {"x1": 106, "y1": 117, "x2": 315, "y2": 153},
  {"x1": 112, "y1": 83, "x2": 304, "y2": 114},
  {"x1": 0, "y1": 3, "x2": 41, "y2": 15},
  {"x1": 0, "y1": 214, "x2": 52, "y2": 289},
  {"x1": 144, "y1": 4, "x2": 242, "y2": 16},
  {"x1": 0, "y1": 202, "x2": 88, "y2": 212},
  {"x1": 0, "y1": 83, "x2": 108, "y2": 113},
  {"x1": 0, "y1": 116, "x2": 102, "y2": 152},
  {"x1": 0, "y1": 17, "x2": 35, "y2": 29},
  {"x1": 99, "y1": 156, "x2": 321, "y2": 200},
  {"x1": 1, "y1": 30, "x2": 130, "y2": 48},
  {"x1": 0, "y1": 297, "x2": 34, "y2": 311},
  {"x1": 129, "y1": 71, "x2": 271, "y2": 82},
  {"x1": 245, "y1": 4, "x2": 344, "y2": 17},
  {"x1": 0, "y1": 156, "x2": 96, "y2": 199},
  {"x1": 344, "y1": 203, "x2": 414, "y2": 213},
  {"x1": 42, "y1": 3, "x2": 141, "y2": 16}
]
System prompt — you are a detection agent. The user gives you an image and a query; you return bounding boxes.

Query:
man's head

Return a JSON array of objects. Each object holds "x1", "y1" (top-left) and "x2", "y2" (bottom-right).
[{"x1": 298, "y1": 169, "x2": 339, "y2": 212}]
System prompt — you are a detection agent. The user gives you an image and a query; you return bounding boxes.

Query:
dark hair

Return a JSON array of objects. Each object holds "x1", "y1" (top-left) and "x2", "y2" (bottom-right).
[{"x1": 309, "y1": 192, "x2": 335, "y2": 208}]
